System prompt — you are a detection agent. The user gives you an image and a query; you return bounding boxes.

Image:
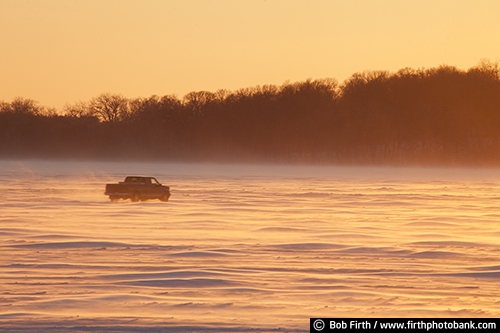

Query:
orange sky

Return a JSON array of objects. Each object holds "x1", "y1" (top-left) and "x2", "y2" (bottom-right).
[{"x1": 1, "y1": 0, "x2": 499, "y2": 110}]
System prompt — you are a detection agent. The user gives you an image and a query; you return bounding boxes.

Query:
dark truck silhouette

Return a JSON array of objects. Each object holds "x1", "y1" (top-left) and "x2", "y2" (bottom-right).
[{"x1": 105, "y1": 176, "x2": 171, "y2": 202}]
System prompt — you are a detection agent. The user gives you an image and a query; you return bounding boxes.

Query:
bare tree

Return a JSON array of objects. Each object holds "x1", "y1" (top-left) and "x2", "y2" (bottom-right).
[
  {"x1": 3, "y1": 97, "x2": 43, "y2": 115},
  {"x1": 183, "y1": 91, "x2": 218, "y2": 117},
  {"x1": 0, "y1": 101, "x2": 10, "y2": 113},
  {"x1": 89, "y1": 93, "x2": 129, "y2": 122},
  {"x1": 468, "y1": 58, "x2": 500, "y2": 80},
  {"x1": 63, "y1": 100, "x2": 99, "y2": 132},
  {"x1": 64, "y1": 101, "x2": 91, "y2": 118}
]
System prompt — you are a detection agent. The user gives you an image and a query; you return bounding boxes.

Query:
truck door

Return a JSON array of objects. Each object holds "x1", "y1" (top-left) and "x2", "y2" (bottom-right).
[{"x1": 148, "y1": 177, "x2": 163, "y2": 198}]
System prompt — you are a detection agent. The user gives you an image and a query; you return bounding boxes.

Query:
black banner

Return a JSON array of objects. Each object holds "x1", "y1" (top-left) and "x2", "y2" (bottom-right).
[{"x1": 310, "y1": 318, "x2": 499, "y2": 332}]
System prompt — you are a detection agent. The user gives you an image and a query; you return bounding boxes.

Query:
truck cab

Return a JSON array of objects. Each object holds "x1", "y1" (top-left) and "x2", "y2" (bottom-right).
[{"x1": 105, "y1": 176, "x2": 171, "y2": 202}]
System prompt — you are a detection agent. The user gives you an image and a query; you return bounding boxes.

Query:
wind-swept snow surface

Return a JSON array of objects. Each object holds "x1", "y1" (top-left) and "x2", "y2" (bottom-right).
[{"x1": 1, "y1": 161, "x2": 499, "y2": 332}]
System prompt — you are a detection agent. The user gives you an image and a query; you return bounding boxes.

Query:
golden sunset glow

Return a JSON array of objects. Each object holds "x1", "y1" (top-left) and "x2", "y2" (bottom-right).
[
  {"x1": 1, "y1": 0, "x2": 499, "y2": 109},
  {"x1": 2, "y1": 1, "x2": 500, "y2": 332}
]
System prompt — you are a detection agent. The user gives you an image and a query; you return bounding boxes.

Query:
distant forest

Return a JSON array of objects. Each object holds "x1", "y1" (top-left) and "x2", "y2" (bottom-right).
[{"x1": 1, "y1": 60, "x2": 500, "y2": 166}]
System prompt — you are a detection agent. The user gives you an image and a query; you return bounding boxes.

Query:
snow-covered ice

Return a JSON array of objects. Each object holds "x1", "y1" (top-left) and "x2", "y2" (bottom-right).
[{"x1": 1, "y1": 160, "x2": 499, "y2": 332}]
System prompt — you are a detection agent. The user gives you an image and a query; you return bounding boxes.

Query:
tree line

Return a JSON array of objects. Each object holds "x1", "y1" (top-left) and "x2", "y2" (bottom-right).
[{"x1": 1, "y1": 60, "x2": 500, "y2": 165}]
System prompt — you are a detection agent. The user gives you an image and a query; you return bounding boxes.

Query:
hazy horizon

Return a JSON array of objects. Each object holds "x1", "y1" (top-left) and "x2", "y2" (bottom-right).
[{"x1": 3, "y1": 65, "x2": 500, "y2": 166}]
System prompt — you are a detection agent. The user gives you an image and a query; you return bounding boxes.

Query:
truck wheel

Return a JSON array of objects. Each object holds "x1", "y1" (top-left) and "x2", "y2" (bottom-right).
[
  {"x1": 109, "y1": 195, "x2": 118, "y2": 202},
  {"x1": 159, "y1": 192, "x2": 170, "y2": 202},
  {"x1": 131, "y1": 192, "x2": 140, "y2": 202}
]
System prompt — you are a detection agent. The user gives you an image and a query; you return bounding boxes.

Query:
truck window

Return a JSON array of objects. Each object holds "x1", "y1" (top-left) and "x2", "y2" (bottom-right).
[
  {"x1": 150, "y1": 178, "x2": 160, "y2": 185},
  {"x1": 125, "y1": 177, "x2": 144, "y2": 183}
]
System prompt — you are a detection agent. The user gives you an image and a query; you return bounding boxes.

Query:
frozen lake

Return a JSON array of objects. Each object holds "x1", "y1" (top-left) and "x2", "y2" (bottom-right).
[{"x1": 1, "y1": 160, "x2": 499, "y2": 332}]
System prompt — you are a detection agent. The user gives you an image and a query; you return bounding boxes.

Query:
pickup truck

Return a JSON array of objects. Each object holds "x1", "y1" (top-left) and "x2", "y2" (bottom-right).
[{"x1": 105, "y1": 176, "x2": 171, "y2": 202}]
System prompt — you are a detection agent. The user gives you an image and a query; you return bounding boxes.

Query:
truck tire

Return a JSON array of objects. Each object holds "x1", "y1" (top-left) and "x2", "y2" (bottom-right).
[
  {"x1": 109, "y1": 195, "x2": 118, "y2": 202},
  {"x1": 159, "y1": 192, "x2": 170, "y2": 202},
  {"x1": 131, "y1": 192, "x2": 141, "y2": 202}
]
